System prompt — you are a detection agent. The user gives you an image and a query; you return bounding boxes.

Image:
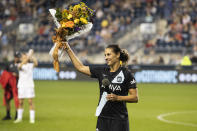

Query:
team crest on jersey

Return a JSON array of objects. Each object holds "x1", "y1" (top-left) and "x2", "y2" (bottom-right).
[
  {"x1": 117, "y1": 76, "x2": 122, "y2": 82},
  {"x1": 112, "y1": 70, "x2": 125, "y2": 83}
]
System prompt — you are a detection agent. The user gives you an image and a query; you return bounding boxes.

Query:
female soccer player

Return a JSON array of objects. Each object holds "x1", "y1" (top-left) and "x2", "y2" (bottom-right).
[
  {"x1": 14, "y1": 50, "x2": 38, "y2": 124},
  {"x1": 63, "y1": 42, "x2": 138, "y2": 131}
]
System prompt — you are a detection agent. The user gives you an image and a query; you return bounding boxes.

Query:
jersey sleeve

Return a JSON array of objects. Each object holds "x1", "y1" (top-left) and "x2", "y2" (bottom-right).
[
  {"x1": 89, "y1": 66, "x2": 103, "y2": 78},
  {"x1": 6, "y1": 62, "x2": 18, "y2": 74},
  {"x1": 125, "y1": 71, "x2": 137, "y2": 89},
  {"x1": 10, "y1": 65, "x2": 18, "y2": 74}
]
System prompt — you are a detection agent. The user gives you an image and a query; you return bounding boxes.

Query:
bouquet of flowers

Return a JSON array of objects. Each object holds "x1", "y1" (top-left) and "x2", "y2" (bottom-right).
[{"x1": 49, "y1": 2, "x2": 94, "y2": 72}]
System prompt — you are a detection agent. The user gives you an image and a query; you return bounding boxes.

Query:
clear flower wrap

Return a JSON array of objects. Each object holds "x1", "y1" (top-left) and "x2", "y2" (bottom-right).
[{"x1": 48, "y1": 2, "x2": 94, "y2": 72}]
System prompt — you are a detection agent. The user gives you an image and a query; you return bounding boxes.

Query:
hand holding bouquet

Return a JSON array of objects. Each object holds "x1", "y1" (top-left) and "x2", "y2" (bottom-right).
[{"x1": 49, "y1": 2, "x2": 94, "y2": 72}]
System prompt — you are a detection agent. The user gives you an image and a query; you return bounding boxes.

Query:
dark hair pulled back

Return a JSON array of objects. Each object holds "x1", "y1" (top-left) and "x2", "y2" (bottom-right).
[{"x1": 106, "y1": 44, "x2": 129, "y2": 64}]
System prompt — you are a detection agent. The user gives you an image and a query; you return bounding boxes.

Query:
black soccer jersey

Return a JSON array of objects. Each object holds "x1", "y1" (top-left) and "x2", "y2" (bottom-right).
[
  {"x1": 90, "y1": 66, "x2": 137, "y2": 120},
  {"x1": 6, "y1": 61, "x2": 18, "y2": 75}
]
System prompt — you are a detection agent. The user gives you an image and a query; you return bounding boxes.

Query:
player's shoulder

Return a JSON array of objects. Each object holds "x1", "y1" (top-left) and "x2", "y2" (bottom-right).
[
  {"x1": 90, "y1": 65, "x2": 108, "y2": 71},
  {"x1": 121, "y1": 67, "x2": 135, "y2": 77},
  {"x1": 121, "y1": 66, "x2": 131, "y2": 74},
  {"x1": 7, "y1": 61, "x2": 14, "y2": 66},
  {"x1": 7, "y1": 61, "x2": 15, "y2": 68}
]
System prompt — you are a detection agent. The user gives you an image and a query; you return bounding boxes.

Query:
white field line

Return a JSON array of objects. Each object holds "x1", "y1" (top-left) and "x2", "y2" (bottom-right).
[{"x1": 157, "y1": 111, "x2": 197, "y2": 127}]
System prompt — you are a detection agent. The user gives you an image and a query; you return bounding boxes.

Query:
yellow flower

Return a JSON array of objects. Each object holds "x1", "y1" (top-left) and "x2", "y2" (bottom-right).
[
  {"x1": 69, "y1": 6, "x2": 73, "y2": 11},
  {"x1": 62, "y1": 9, "x2": 68, "y2": 14},
  {"x1": 80, "y1": 2, "x2": 86, "y2": 7},
  {"x1": 67, "y1": 14, "x2": 72, "y2": 19},
  {"x1": 61, "y1": 22, "x2": 66, "y2": 28},
  {"x1": 62, "y1": 9, "x2": 68, "y2": 18},
  {"x1": 73, "y1": 4, "x2": 80, "y2": 11},
  {"x1": 74, "y1": 19, "x2": 79, "y2": 24},
  {"x1": 80, "y1": 17, "x2": 88, "y2": 24}
]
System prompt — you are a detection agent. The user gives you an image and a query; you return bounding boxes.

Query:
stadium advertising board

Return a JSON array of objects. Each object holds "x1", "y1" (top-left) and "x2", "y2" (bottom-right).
[
  {"x1": 134, "y1": 70, "x2": 197, "y2": 83},
  {"x1": 134, "y1": 70, "x2": 178, "y2": 83},
  {"x1": 31, "y1": 66, "x2": 197, "y2": 83},
  {"x1": 1, "y1": 65, "x2": 197, "y2": 83},
  {"x1": 32, "y1": 67, "x2": 92, "y2": 81},
  {"x1": 178, "y1": 72, "x2": 197, "y2": 83}
]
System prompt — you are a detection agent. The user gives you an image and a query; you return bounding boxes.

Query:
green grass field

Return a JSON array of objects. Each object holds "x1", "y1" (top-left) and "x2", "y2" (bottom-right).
[{"x1": 0, "y1": 81, "x2": 197, "y2": 131}]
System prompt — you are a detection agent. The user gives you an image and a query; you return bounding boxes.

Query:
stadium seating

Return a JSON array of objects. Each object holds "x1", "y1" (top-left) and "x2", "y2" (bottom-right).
[{"x1": 0, "y1": 0, "x2": 196, "y2": 65}]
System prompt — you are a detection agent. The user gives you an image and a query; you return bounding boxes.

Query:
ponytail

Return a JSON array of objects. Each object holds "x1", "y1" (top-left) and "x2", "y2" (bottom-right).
[{"x1": 120, "y1": 49, "x2": 129, "y2": 66}]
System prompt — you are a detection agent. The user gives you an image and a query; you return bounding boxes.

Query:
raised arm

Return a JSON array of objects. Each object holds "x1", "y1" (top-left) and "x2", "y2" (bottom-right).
[
  {"x1": 18, "y1": 49, "x2": 38, "y2": 69},
  {"x1": 31, "y1": 56, "x2": 38, "y2": 67},
  {"x1": 18, "y1": 55, "x2": 28, "y2": 70},
  {"x1": 63, "y1": 42, "x2": 91, "y2": 76}
]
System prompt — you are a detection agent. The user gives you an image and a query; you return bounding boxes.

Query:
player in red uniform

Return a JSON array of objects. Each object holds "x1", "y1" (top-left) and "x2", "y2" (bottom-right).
[{"x1": 0, "y1": 52, "x2": 20, "y2": 120}]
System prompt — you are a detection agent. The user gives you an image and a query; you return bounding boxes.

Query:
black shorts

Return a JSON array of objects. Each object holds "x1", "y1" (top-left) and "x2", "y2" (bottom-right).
[{"x1": 96, "y1": 117, "x2": 130, "y2": 131}]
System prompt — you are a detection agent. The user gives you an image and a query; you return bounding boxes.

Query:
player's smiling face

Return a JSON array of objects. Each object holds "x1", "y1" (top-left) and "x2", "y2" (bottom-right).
[{"x1": 105, "y1": 48, "x2": 120, "y2": 66}]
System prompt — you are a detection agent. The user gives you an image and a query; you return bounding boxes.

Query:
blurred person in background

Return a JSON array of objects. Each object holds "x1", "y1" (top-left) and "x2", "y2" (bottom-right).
[
  {"x1": 191, "y1": 52, "x2": 197, "y2": 65},
  {"x1": 63, "y1": 42, "x2": 138, "y2": 131},
  {"x1": 14, "y1": 49, "x2": 38, "y2": 124},
  {"x1": 181, "y1": 55, "x2": 192, "y2": 66},
  {"x1": 0, "y1": 52, "x2": 21, "y2": 120}
]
